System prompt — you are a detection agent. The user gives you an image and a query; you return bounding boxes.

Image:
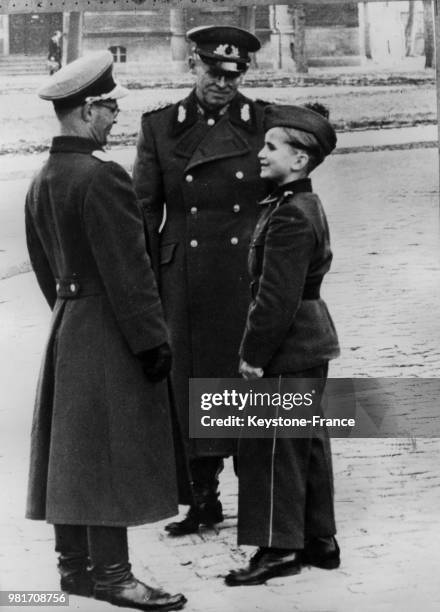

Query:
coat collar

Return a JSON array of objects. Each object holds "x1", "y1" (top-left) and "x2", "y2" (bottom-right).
[
  {"x1": 183, "y1": 119, "x2": 251, "y2": 172},
  {"x1": 172, "y1": 90, "x2": 254, "y2": 171},
  {"x1": 258, "y1": 178, "x2": 313, "y2": 207},
  {"x1": 171, "y1": 89, "x2": 258, "y2": 137},
  {"x1": 50, "y1": 136, "x2": 103, "y2": 155}
]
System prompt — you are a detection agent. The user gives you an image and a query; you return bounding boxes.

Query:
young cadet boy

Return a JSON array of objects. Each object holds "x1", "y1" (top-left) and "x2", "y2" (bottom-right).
[{"x1": 225, "y1": 104, "x2": 341, "y2": 586}]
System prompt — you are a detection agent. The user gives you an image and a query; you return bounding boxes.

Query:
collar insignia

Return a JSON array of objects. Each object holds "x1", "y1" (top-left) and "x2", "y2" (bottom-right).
[
  {"x1": 177, "y1": 105, "x2": 186, "y2": 123},
  {"x1": 240, "y1": 103, "x2": 250, "y2": 122}
]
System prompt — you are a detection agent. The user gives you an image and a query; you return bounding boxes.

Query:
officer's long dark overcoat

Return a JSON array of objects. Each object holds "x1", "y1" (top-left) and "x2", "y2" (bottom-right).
[
  {"x1": 25, "y1": 136, "x2": 179, "y2": 526},
  {"x1": 133, "y1": 90, "x2": 268, "y2": 457},
  {"x1": 237, "y1": 178, "x2": 340, "y2": 548}
]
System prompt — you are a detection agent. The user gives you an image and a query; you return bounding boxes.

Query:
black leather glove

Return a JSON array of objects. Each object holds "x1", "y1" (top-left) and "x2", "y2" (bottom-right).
[{"x1": 138, "y1": 342, "x2": 172, "y2": 383}]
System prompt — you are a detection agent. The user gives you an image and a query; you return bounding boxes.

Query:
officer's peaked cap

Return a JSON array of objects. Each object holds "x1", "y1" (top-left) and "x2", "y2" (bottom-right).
[
  {"x1": 187, "y1": 25, "x2": 261, "y2": 73},
  {"x1": 38, "y1": 51, "x2": 128, "y2": 109},
  {"x1": 264, "y1": 104, "x2": 337, "y2": 158}
]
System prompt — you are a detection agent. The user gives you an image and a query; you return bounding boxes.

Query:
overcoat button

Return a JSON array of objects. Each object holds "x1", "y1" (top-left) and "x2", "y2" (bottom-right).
[
  {"x1": 235, "y1": 171, "x2": 244, "y2": 179},
  {"x1": 207, "y1": 118, "x2": 215, "y2": 126},
  {"x1": 190, "y1": 240, "x2": 198, "y2": 248},
  {"x1": 186, "y1": 175, "x2": 193, "y2": 183},
  {"x1": 70, "y1": 284, "x2": 76, "y2": 292},
  {"x1": 230, "y1": 237, "x2": 239, "y2": 245},
  {"x1": 233, "y1": 204, "x2": 240, "y2": 212},
  {"x1": 190, "y1": 207, "x2": 198, "y2": 214}
]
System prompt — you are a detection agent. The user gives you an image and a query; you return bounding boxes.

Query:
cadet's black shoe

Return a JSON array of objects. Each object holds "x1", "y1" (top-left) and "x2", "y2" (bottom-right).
[
  {"x1": 93, "y1": 564, "x2": 186, "y2": 611},
  {"x1": 165, "y1": 502, "x2": 223, "y2": 536},
  {"x1": 302, "y1": 536, "x2": 340, "y2": 569},
  {"x1": 225, "y1": 548, "x2": 301, "y2": 586}
]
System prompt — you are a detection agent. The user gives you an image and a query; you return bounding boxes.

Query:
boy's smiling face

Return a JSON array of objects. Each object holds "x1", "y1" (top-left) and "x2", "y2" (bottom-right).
[{"x1": 258, "y1": 127, "x2": 309, "y2": 185}]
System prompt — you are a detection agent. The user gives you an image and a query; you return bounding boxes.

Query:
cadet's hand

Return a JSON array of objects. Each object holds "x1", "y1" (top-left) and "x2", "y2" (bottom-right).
[
  {"x1": 239, "y1": 358, "x2": 264, "y2": 380},
  {"x1": 138, "y1": 343, "x2": 172, "y2": 383}
]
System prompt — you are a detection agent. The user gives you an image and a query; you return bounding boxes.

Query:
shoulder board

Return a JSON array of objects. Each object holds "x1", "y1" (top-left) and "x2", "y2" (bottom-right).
[
  {"x1": 255, "y1": 99, "x2": 272, "y2": 107},
  {"x1": 142, "y1": 102, "x2": 173, "y2": 118},
  {"x1": 92, "y1": 150, "x2": 112, "y2": 163}
]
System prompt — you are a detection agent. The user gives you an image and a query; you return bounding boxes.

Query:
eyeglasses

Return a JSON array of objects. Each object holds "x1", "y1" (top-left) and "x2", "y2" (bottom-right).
[{"x1": 93, "y1": 101, "x2": 120, "y2": 117}]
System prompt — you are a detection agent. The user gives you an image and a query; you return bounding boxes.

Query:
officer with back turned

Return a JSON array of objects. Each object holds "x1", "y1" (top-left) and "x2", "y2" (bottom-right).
[{"x1": 25, "y1": 51, "x2": 186, "y2": 611}]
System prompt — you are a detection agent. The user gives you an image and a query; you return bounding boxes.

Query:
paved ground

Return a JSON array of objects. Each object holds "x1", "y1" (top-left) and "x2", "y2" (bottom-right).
[
  {"x1": 0, "y1": 81, "x2": 436, "y2": 153},
  {"x1": 1, "y1": 143, "x2": 440, "y2": 610}
]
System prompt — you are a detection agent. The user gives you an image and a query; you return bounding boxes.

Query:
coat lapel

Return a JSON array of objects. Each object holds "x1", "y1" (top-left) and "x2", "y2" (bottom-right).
[
  {"x1": 172, "y1": 90, "x2": 256, "y2": 170},
  {"x1": 184, "y1": 118, "x2": 251, "y2": 172},
  {"x1": 174, "y1": 121, "x2": 212, "y2": 161}
]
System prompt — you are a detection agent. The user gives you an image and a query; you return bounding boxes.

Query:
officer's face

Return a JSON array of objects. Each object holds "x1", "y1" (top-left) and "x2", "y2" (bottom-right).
[
  {"x1": 88, "y1": 101, "x2": 120, "y2": 145},
  {"x1": 192, "y1": 60, "x2": 243, "y2": 109},
  {"x1": 259, "y1": 128, "x2": 309, "y2": 185}
]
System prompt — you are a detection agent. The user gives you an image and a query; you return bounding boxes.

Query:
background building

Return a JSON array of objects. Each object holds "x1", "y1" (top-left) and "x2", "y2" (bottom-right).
[{"x1": 0, "y1": 2, "x2": 432, "y2": 76}]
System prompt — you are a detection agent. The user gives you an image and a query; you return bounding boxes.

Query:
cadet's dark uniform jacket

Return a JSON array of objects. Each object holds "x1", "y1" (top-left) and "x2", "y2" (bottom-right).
[
  {"x1": 237, "y1": 178, "x2": 339, "y2": 548},
  {"x1": 25, "y1": 136, "x2": 179, "y2": 526},
  {"x1": 240, "y1": 177, "x2": 339, "y2": 371},
  {"x1": 133, "y1": 90, "x2": 268, "y2": 457}
]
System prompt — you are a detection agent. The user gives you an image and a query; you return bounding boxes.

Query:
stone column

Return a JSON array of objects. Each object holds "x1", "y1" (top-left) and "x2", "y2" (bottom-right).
[
  {"x1": 269, "y1": 4, "x2": 296, "y2": 72},
  {"x1": 358, "y1": 2, "x2": 370, "y2": 64},
  {"x1": 170, "y1": 8, "x2": 187, "y2": 73},
  {"x1": 368, "y1": 1, "x2": 405, "y2": 66},
  {"x1": 62, "y1": 13, "x2": 69, "y2": 65},
  {"x1": 292, "y1": 4, "x2": 307, "y2": 73},
  {"x1": 239, "y1": 5, "x2": 257, "y2": 67},
  {"x1": 66, "y1": 12, "x2": 83, "y2": 64},
  {"x1": 0, "y1": 14, "x2": 9, "y2": 56}
]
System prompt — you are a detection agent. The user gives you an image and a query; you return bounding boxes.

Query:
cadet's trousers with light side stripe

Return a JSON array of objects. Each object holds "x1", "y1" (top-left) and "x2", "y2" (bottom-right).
[{"x1": 237, "y1": 363, "x2": 336, "y2": 549}]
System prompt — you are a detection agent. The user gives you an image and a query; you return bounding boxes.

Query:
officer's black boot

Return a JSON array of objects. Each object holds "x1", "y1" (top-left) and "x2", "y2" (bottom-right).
[
  {"x1": 58, "y1": 552, "x2": 93, "y2": 597},
  {"x1": 54, "y1": 525, "x2": 93, "y2": 597},
  {"x1": 165, "y1": 494, "x2": 223, "y2": 536},
  {"x1": 89, "y1": 526, "x2": 186, "y2": 611},
  {"x1": 165, "y1": 457, "x2": 224, "y2": 536}
]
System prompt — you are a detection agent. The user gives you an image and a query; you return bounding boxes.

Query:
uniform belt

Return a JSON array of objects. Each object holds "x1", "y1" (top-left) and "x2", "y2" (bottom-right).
[
  {"x1": 250, "y1": 280, "x2": 320, "y2": 301},
  {"x1": 55, "y1": 277, "x2": 104, "y2": 299}
]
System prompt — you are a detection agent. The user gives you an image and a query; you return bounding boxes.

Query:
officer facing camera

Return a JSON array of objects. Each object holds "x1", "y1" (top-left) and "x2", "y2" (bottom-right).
[{"x1": 133, "y1": 25, "x2": 270, "y2": 537}]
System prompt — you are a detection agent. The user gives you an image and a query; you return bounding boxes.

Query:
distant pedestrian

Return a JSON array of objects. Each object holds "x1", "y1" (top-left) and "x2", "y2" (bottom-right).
[
  {"x1": 225, "y1": 104, "x2": 340, "y2": 586},
  {"x1": 25, "y1": 51, "x2": 186, "y2": 611},
  {"x1": 47, "y1": 30, "x2": 62, "y2": 74}
]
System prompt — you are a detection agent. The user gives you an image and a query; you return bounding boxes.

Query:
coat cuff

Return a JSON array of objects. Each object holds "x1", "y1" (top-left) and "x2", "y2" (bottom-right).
[
  {"x1": 239, "y1": 331, "x2": 278, "y2": 369},
  {"x1": 118, "y1": 301, "x2": 169, "y2": 355}
]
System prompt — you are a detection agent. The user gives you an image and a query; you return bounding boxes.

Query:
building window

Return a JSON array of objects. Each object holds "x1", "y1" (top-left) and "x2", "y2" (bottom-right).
[{"x1": 109, "y1": 46, "x2": 127, "y2": 63}]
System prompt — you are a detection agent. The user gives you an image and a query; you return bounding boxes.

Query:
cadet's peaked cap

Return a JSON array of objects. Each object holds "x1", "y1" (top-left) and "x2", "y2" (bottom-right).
[
  {"x1": 38, "y1": 51, "x2": 128, "y2": 109},
  {"x1": 187, "y1": 25, "x2": 261, "y2": 73},
  {"x1": 265, "y1": 104, "x2": 337, "y2": 158}
]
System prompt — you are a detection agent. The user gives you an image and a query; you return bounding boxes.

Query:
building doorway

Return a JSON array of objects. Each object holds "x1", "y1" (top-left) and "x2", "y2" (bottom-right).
[{"x1": 9, "y1": 13, "x2": 63, "y2": 55}]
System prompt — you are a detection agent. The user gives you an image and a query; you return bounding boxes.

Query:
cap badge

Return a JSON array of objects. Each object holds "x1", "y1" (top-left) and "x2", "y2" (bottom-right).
[
  {"x1": 214, "y1": 43, "x2": 240, "y2": 58},
  {"x1": 177, "y1": 104, "x2": 186, "y2": 123},
  {"x1": 241, "y1": 103, "x2": 250, "y2": 122}
]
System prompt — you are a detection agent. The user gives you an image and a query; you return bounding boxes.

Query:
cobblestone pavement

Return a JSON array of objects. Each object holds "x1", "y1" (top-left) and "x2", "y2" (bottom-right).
[{"x1": 1, "y1": 146, "x2": 440, "y2": 611}]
